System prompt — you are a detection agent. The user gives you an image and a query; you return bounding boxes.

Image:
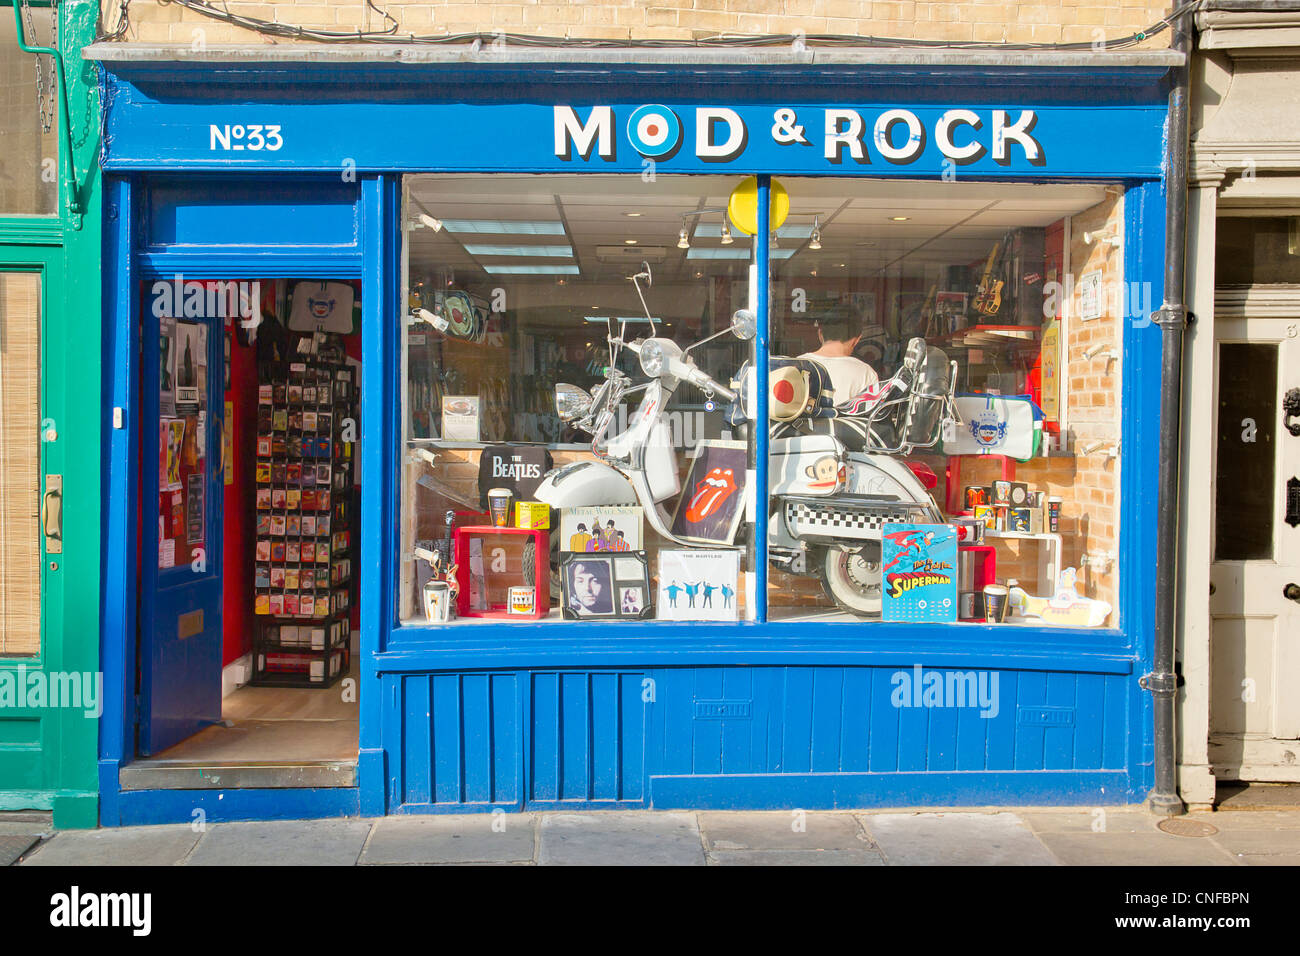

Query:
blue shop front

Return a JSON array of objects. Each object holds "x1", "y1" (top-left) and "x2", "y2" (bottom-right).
[{"x1": 93, "y1": 47, "x2": 1177, "y2": 825}]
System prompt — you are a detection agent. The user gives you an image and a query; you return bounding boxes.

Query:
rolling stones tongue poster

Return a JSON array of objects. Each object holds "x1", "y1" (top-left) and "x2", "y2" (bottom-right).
[{"x1": 670, "y1": 440, "x2": 748, "y2": 546}]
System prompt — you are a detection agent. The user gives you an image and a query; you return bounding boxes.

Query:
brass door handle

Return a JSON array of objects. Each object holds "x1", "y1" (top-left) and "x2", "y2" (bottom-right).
[
  {"x1": 42, "y1": 475, "x2": 63, "y2": 555},
  {"x1": 1285, "y1": 583, "x2": 1300, "y2": 604}
]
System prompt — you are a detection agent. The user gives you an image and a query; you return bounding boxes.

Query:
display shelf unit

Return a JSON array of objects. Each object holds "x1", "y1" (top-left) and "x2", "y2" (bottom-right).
[{"x1": 250, "y1": 336, "x2": 357, "y2": 688}]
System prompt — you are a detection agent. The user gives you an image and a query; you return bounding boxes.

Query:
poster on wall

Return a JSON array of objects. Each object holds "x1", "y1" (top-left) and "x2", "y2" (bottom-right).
[
  {"x1": 159, "y1": 314, "x2": 177, "y2": 417},
  {"x1": 186, "y1": 473, "x2": 205, "y2": 545},
  {"x1": 880, "y1": 523, "x2": 958, "y2": 623},
  {"x1": 160, "y1": 419, "x2": 185, "y2": 491},
  {"x1": 174, "y1": 321, "x2": 206, "y2": 408},
  {"x1": 560, "y1": 506, "x2": 643, "y2": 553},
  {"x1": 441, "y1": 395, "x2": 480, "y2": 442},
  {"x1": 1039, "y1": 319, "x2": 1060, "y2": 423},
  {"x1": 669, "y1": 440, "x2": 748, "y2": 546},
  {"x1": 656, "y1": 548, "x2": 740, "y2": 622}
]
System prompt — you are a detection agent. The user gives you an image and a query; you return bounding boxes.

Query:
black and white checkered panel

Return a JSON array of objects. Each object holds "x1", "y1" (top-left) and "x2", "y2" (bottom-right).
[{"x1": 784, "y1": 501, "x2": 894, "y2": 542}]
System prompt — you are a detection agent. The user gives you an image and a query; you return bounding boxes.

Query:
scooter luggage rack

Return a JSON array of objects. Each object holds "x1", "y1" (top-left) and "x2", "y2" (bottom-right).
[
  {"x1": 782, "y1": 496, "x2": 935, "y2": 545},
  {"x1": 846, "y1": 358, "x2": 962, "y2": 457}
]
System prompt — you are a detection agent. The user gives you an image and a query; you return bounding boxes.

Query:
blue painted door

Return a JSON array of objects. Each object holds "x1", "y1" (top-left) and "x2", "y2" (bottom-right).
[{"x1": 139, "y1": 293, "x2": 225, "y2": 755}]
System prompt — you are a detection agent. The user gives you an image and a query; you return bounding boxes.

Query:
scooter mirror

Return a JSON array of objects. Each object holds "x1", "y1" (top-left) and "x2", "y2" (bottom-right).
[
  {"x1": 555, "y1": 383, "x2": 593, "y2": 422},
  {"x1": 730, "y1": 309, "x2": 757, "y2": 341}
]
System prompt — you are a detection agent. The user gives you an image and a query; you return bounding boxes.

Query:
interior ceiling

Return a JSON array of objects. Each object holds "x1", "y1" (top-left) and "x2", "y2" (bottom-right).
[{"x1": 406, "y1": 174, "x2": 1109, "y2": 286}]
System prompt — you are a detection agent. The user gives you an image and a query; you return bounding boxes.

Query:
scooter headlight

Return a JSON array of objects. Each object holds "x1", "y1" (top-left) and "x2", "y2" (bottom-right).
[
  {"x1": 555, "y1": 383, "x2": 593, "y2": 422},
  {"x1": 639, "y1": 340, "x2": 667, "y2": 377}
]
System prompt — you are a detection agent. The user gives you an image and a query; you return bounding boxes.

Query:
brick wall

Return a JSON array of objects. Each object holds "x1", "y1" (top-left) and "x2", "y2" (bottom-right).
[
  {"x1": 100, "y1": 1, "x2": 1175, "y2": 47},
  {"x1": 949, "y1": 190, "x2": 1123, "y2": 620}
]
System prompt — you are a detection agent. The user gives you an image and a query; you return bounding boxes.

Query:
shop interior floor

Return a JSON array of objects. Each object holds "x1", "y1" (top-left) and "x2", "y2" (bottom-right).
[{"x1": 119, "y1": 672, "x2": 358, "y2": 791}]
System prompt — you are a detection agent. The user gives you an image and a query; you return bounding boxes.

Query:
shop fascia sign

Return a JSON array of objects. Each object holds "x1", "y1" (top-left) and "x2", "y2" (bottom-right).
[{"x1": 555, "y1": 104, "x2": 1043, "y2": 168}]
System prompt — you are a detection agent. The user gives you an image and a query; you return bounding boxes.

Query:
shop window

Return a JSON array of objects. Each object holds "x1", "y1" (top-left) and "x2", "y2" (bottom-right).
[
  {"x1": 765, "y1": 178, "x2": 1124, "y2": 627},
  {"x1": 0, "y1": 6, "x2": 59, "y2": 216},
  {"x1": 399, "y1": 174, "x2": 1125, "y2": 630},
  {"x1": 401, "y1": 175, "x2": 757, "y2": 625}
]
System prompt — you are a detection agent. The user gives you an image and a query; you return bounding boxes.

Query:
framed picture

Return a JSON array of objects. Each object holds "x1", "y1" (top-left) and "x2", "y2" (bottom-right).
[
  {"x1": 560, "y1": 550, "x2": 652, "y2": 621},
  {"x1": 559, "y1": 505, "x2": 643, "y2": 554},
  {"x1": 656, "y1": 548, "x2": 740, "y2": 622},
  {"x1": 669, "y1": 440, "x2": 748, "y2": 546}
]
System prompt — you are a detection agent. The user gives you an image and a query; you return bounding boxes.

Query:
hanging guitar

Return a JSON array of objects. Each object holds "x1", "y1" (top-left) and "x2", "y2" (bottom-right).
[{"x1": 973, "y1": 240, "x2": 1007, "y2": 318}]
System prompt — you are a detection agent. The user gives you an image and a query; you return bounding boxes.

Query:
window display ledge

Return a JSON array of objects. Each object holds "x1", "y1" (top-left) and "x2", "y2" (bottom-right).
[{"x1": 375, "y1": 622, "x2": 1134, "y2": 675}]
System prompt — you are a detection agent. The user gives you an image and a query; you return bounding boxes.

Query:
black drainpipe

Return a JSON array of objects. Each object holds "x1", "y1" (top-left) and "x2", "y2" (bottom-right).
[{"x1": 1144, "y1": 5, "x2": 1193, "y2": 817}]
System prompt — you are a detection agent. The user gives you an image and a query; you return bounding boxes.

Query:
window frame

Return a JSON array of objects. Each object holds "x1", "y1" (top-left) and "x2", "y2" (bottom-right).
[{"x1": 386, "y1": 170, "x2": 1144, "y2": 656}]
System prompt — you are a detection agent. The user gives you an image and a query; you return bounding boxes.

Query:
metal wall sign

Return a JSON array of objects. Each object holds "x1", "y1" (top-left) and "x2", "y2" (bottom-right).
[{"x1": 98, "y1": 69, "x2": 1167, "y2": 177}]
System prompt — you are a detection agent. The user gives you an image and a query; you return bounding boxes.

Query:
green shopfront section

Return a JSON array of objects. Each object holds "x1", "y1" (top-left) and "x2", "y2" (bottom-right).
[{"x1": 0, "y1": 0, "x2": 101, "y2": 828}]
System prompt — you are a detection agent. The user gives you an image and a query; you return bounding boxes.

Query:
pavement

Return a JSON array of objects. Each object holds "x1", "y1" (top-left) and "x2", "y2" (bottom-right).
[{"x1": 8, "y1": 806, "x2": 1300, "y2": 865}]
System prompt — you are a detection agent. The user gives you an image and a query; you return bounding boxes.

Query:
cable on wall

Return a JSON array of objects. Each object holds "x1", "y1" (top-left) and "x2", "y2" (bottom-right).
[{"x1": 122, "y1": 0, "x2": 1202, "y2": 53}]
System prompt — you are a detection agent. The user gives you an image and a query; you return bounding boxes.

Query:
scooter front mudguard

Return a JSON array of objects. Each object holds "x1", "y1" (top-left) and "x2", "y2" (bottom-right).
[{"x1": 533, "y1": 459, "x2": 638, "y2": 509}]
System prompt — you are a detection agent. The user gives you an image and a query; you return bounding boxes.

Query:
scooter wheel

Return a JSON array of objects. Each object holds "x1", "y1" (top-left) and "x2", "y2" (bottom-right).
[{"x1": 819, "y1": 544, "x2": 883, "y2": 617}]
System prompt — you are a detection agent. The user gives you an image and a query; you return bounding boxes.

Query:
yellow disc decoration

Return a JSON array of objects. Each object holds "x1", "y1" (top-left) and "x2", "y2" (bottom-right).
[{"x1": 727, "y1": 176, "x2": 790, "y2": 236}]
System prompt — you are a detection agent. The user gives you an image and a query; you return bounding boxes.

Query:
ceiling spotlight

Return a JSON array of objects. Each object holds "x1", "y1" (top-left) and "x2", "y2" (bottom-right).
[
  {"x1": 720, "y1": 219, "x2": 734, "y2": 245},
  {"x1": 678, "y1": 222, "x2": 690, "y2": 250},
  {"x1": 889, "y1": 216, "x2": 910, "y2": 222},
  {"x1": 625, "y1": 212, "x2": 643, "y2": 217},
  {"x1": 419, "y1": 213, "x2": 444, "y2": 232},
  {"x1": 809, "y1": 216, "x2": 823, "y2": 251},
  {"x1": 625, "y1": 239, "x2": 638, "y2": 245}
]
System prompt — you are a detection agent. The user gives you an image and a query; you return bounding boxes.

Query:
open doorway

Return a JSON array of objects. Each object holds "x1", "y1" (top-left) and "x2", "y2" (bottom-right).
[{"x1": 125, "y1": 277, "x2": 361, "y2": 791}]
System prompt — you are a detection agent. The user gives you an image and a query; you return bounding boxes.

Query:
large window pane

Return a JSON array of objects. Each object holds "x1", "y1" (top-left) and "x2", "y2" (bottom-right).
[
  {"x1": 400, "y1": 174, "x2": 756, "y2": 626},
  {"x1": 0, "y1": 11, "x2": 58, "y2": 216},
  {"x1": 767, "y1": 178, "x2": 1123, "y2": 628}
]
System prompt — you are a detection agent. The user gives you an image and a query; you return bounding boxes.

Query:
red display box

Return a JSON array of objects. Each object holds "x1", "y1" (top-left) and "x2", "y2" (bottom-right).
[
  {"x1": 958, "y1": 544, "x2": 997, "y2": 622},
  {"x1": 453, "y1": 526, "x2": 550, "y2": 620}
]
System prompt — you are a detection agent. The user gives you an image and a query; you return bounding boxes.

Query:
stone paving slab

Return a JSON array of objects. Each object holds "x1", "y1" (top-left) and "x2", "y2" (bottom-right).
[
  {"x1": 1201, "y1": 810, "x2": 1300, "y2": 831},
  {"x1": 21, "y1": 825, "x2": 201, "y2": 866},
  {"x1": 1018, "y1": 810, "x2": 1156, "y2": 835},
  {"x1": 0, "y1": 834, "x2": 41, "y2": 866},
  {"x1": 700, "y1": 811, "x2": 874, "y2": 851},
  {"x1": 709, "y1": 848, "x2": 886, "y2": 865},
  {"x1": 185, "y1": 820, "x2": 372, "y2": 866},
  {"x1": 360, "y1": 814, "x2": 536, "y2": 865},
  {"x1": 539, "y1": 811, "x2": 705, "y2": 866},
  {"x1": 0, "y1": 821, "x2": 54, "y2": 837},
  {"x1": 0, "y1": 812, "x2": 52, "y2": 824},
  {"x1": 1208, "y1": 826, "x2": 1300, "y2": 862},
  {"x1": 860, "y1": 812, "x2": 1059, "y2": 866},
  {"x1": 1035, "y1": 831, "x2": 1236, "y2": 866}
]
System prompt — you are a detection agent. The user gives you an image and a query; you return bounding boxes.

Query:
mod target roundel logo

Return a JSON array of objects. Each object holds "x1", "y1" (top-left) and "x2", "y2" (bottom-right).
[{"x1": 627, "y1": 105, "x2": 682, "y2": 158}]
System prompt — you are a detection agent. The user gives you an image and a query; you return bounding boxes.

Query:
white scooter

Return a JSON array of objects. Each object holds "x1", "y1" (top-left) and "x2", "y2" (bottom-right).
[{"x1": 533, "y1": 263, "x2": 959, "y2": 617}]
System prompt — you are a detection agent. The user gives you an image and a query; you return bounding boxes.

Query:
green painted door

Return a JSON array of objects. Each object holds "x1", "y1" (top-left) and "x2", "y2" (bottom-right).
[{"x1": 0, "y1": 0, "x2": 101, "y2": 828}]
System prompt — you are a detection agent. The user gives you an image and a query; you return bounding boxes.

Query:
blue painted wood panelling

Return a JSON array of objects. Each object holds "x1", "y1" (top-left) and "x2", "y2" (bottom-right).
[
  {"x1": 386, "y1": 664, "x2": 1141, "y2": 813},
  {"x1": 143, "y1": 177, "x2": 360, "y2": 250}
]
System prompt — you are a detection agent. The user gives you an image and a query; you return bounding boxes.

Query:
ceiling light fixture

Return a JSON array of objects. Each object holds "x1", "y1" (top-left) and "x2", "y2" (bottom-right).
[
  {"x1": 889, "y1": 216, "x2": 910, "y2": 222},
  {"x1": 625, "y1": 212, "x2": 643, "y2": 217},
  {"x1": 720, "y1": 218, "x2": 734, "y2": 245},
  {"x1": 419, "y1": 213, "x2": 444, "y2": 232},
  {"x1": 809, "y1": 216, "x2": 823, "y2": 251},
  {"x1": 625, "y1": 239, "x2": 638, "y2": 245},
  {"x1": 678, "y1": 221, "x2": 690, "y2": 250}
]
